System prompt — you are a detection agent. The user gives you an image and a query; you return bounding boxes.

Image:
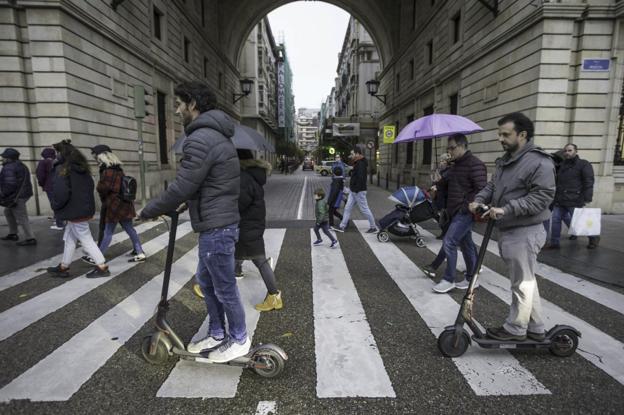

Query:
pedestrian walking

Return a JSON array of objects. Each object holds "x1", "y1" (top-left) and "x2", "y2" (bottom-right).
[
  {"x1": 0, "y1": 148, "x2": 37, "y2": 246},
  {"x1": 81, "y1": 148, "x2": 145, "y2": 265},
  {"x1": 327, "y1": 166, "x2": 344, "y2": 228},
  {"x1": 46, "y1": 140, "x2": 109, "y2": 278},
  {"x1": 36, "y1": 147, "x2": 64, "y2": 230},
  {"x1": 140, "y1": 81, "x2": 250, "y2": 363},
  {"x1": 312, "y1": 188, "x2": 339, "y2": 248},
  {"x1": 432, "y1": 134, "x2": 487, "y2": 293},
  {"x1": 545, "y1": 143, "x2": 598, "y2": 249},
  {"x1": 470, "y1": 112, "x2": 555, "y2": 342},
  {"x1": 334, "y1": 145, "x2": 377, "y2": 233},
  {"x1": 333, "y1": 154, "x2": 346, "y2": 175}
]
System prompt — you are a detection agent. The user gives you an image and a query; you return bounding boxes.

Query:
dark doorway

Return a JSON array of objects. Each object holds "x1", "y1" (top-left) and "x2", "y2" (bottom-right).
[
  {"x1": 157, "y1": 91, "x2": 168, "y2": 165},
  {"x1": 422, "y1": 105, "x2": 433, "y2": 165}
]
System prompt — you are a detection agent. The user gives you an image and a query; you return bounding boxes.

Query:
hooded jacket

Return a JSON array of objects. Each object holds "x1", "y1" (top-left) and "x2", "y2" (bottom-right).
[
  {"x1": 238, "y1": 158, "x2": 271, "y2": 243},
  {"x1": 36, "y1": 148, "x2": 56, "y2": 193},
  {"x1": 0, "y1": 159, "x2": 33, "y2": 204},
  {"x1": 474, "y1": 142, "x2": 555, "y2": 230},
  {"x1": 141, "y1": 110, "x2": 240, "y2": 232},
  {"x1": 50, "y1": 159, "x2": 96, "y2": 221}
]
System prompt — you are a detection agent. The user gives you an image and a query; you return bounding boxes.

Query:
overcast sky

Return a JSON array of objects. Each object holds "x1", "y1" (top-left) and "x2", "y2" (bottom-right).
[{"x1": 268, "y1": 2, "x2": 350, "y2": 110}]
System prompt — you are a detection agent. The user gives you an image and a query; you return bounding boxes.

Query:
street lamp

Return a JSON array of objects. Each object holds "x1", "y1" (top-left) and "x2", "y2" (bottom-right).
[
  {"x1": 233, "y1": 78, "x2": 254, "y2": 104},
  {"x1": 366, "y1": 79, "x2": 386, "y2": 105}
]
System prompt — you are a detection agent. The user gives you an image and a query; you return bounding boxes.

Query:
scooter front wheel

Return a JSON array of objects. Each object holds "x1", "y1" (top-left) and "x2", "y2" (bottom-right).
[
  {"x1": 251, "y1": 347, "x2": 285, "y2": 378},
  {"x1": 141, "y1": 335, "x2": 170, "y2": 365},
  {"x1": 437, "y1": 328, "x2": 470, "y2": 357},
  {"x1": 549, "y1": 329, "x2": 579, "y2": 357},
  {"x1": 377, "y1": 231, "x2": 390, "y2": 243},
  {"x1": 415, "y1": 237, "x2": 426, "y2": 248}
]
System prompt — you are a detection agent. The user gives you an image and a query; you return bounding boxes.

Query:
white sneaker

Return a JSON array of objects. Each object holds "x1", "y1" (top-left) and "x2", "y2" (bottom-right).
[
  {"x1": 268, "y1": 257, "x2": 274, "y2": 270},
  {"x1": 456, "y1": 279, "x2": 480, "y2": 290},
  {"x1": 50, "y1": 225, "x2": 64, "y2": 231},
  {"x1": 207, "y1": 337, "x2": 251, "y2": 363},
  {"x1": 433, "y1": 280, "x2": 456, "y2": 293},
  {"x1": 187, "y1": 336, "x2": 226, "y2": 353},
  {"x1": 81, "y1": 255, "x2": 96, "y2": 266},
  {"x1": 128, "y1": 253, "x2": 146, "y2": 263}
]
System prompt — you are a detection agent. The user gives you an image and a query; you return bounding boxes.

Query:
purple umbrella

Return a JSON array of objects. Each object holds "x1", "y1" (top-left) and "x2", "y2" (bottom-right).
[{"x1": 395, "y1": 114, "x2": 483, "y2": 143}]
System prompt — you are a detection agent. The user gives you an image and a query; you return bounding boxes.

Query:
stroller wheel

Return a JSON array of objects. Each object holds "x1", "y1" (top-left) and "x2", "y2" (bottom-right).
[
  {"x1": 415, "y1": 237, "x2": 426, "y2": 248},
  {"x1": 377, "y1": 231, "x2": 390, "y2": 243}
]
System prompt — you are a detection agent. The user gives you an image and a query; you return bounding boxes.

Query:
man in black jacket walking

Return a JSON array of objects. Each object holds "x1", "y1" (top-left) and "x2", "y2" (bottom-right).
[
  {"x1": 547, "y1": 143, "x2": 598, "y2": 249},
  {"x1": 334, "y1": 145, "x2": 377, "y2": 233},
  {"x1": 0, "y1": 148, "x2": 36, "y2": 246}
]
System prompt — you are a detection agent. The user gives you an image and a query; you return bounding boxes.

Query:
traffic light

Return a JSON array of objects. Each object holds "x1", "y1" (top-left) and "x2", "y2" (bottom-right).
[{"x1": 133, "y1": 85, "x2": 151, "y2": 118}]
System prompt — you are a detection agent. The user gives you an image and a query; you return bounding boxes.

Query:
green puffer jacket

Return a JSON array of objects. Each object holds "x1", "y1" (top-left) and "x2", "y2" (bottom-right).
[{"x1": 315, "y1": 199, "x2": 329, "y2": 224}]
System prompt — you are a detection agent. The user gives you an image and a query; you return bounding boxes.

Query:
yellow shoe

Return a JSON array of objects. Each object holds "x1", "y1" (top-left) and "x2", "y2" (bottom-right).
[
  {"x1": 255, "y1": 291, "x2": 283, "y2": 312},
  {"x1": 192, "y1": 283, "x2": 204, "y2": 298}
]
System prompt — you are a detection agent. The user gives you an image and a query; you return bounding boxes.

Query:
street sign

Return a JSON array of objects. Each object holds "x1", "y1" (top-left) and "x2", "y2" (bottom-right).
[
  {"x1": 383, "y1": 125, "x2": 396, "y2": 144},
  {"x1": 366, "y1": 140, "x2": 375, "y2": 150},
  {"x1": 582, "y1": 59, "x2": 610, "y2": 72},
  {"x1": 328, "y1": 147, "x2": 335, "y2": 155}
]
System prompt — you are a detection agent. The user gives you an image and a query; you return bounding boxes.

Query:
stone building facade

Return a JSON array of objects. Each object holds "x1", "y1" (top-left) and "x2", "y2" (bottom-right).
[{"x1": 296, "y1": 108, "x2": 319, "y2": 153}]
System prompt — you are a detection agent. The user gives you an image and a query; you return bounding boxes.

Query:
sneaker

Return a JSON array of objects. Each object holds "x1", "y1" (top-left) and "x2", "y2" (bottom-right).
[
  {"x1": 47, "y1": 264, "x2": 70, "y2": 278},
  {"x1": 235, "y1": 272, "x2": 245, "y2": 280},
  {"x1": 128, "y1": 253, "x2": 146, "y2": 263},
  {"x1": 569, "y1": 235, "x2": 577, "y2": 240},
  {"x1": 255, "y1": 291, "x2": 283, "y2": 312},
  {"x1": 313, "y1": 239, "x2": 323, "y2": 246},
  {"x1": 456, "y1": 279, "x2": 479, "y2": 290},
  {"x1": 16, "y1": 238, "x2": 37, "y2": 246},
  {"x1": 0, "y1": 234, "x2": 18, "y2": 241},
  {"x1": 332, "y1": 226, "x2": 345, "y2": 233},
  {"x1": 486, "y1": 326, "x2": 526, "y2": 341},
  {"x1": 527, "y1": 330, "x2": 546, "y2": 342},
  {"x1": 330, "y1": 240, "x2": 339, "y2": 249},
  {"x1": 126, "y1": 250, "x2": 138, "y2": 257},
  {"x1": 422, "y1": 264, "x2": 437, "y2": 278},
  {"x1": 366, "y1": 227, "x2": 378, "y2": 234},
  {"x1": 433, "y1": 280, "x2": 456, "y2": 293},
  {"x1": 86, "y1": 266, "x2": 111, "y2": 278},
  {"x1": 207, "y1": 337, "x2": 251, "y2": 363},
  {"x1": 192, "y1": 283, "x2": 204, "y2": 298},
  {"x1": 187, "y1": 335, "x2": 225, "y2": 353},
  {"x1": 81, "y1": 255, "x2": 96, "y2": 266},
  {"x1": 50, "y1": 225, "x2": 64, "y2": 231}
]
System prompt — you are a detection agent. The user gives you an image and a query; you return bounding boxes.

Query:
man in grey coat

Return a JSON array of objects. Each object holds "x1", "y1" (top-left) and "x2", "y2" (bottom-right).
[
  {"x1": 470, "y1": 112, "x2": 555, "y2": 342},
  {"x1": 141, "y1": 81, "x2": 249, "y2": 362}
]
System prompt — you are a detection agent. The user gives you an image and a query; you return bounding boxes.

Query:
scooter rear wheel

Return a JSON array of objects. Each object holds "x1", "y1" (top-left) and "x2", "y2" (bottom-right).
[
  {"x1": 252, "y1": 348, "x2": 285, "y2": 378},
  {"x1": 377, "y1": 231, "x2": 390, "y2": 243},
  {"x1": 549, "y1": 329, "x2": 579, "y2": 357},
  {"x1": 438, "y1": 328, "x2": 470, "y2": 357},
  {"x1": 415, "y1": 237, "x2": 426, "y2": 248},
  {"x1": 141, "y1": 336, "x2": 170, "y2": 365}
]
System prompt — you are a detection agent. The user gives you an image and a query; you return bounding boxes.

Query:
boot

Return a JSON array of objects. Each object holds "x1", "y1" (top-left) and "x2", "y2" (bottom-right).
[
  {"x1": 255, "y1": 291, "x2": 283, "y2": 312},
  {"x1": 587, "y1": 236, "x2": 600, "y2": 249},
  {"x1": 1, "y1": 234, "x2": 18, "y2": 241}
]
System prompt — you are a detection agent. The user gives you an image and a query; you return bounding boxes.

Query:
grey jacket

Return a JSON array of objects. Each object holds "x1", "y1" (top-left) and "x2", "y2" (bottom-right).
[
  {"x1": 142, "y1": 110, "x2": 240, "y2": 232},
  {"x1": 474, "y1": 142, "x2": 555, "y2": 230}
]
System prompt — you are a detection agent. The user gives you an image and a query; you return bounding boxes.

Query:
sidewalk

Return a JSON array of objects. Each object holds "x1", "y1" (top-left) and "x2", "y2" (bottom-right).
[{"x1": 364, "y1": 174, "x2": 624, "y2": 288}]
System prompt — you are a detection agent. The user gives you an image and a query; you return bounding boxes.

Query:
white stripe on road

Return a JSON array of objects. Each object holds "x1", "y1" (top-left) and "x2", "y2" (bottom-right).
[
  {"x1": 470, "y1": 231, "x2": 624, "y2": 316},
  {"x1": 355, "y1": 220, "x2": 549, "y2": 396},
  {"x1": 255, "y1": 401, "x2": 277, "y2": 415},
  {"x1": 311, "y1": 229, "x2": 395, "y2": 398},
  {"x1": 417, "y1": 226, "x2": 624, "y2": 386},
  {"x1": 157, "y1": 229, "x2": 286, "y2": 399},
  {"x1": 0, "y1": 246, "x2": 198, "y2": 402},
  {"x1": 0, "y1": 222, "x2": 193, "y2": 342},
  {"x1": 296, "y1": 176, "x2": 307, "y2": 220},
  {"x1": 0, "y1": 220, "x2": 161, "y2": 292}
]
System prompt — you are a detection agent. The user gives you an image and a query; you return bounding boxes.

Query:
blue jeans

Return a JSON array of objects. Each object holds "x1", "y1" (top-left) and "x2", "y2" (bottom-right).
[
  {"x1": 442, "y1": 212, "x2": 477, "y2": 283},
  {"x1": 99, "y1": 220, "x2": 144, "y2": 255},
  {"x1": 195, "y1": 225, "x2": 247, "y2": 343},
  {"x1": 314, "y1": 221, "x2": 336, "y2": 242},
  {"x1": 339, "y1": 191, "x2": 376, "y2": 229},
  {"x1": 550, "y1": 206, "x2": 574, "y2": 245}
]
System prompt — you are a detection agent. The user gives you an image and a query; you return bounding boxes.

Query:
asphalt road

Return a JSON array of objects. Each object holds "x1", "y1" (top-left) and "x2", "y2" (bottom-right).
[{"x1": 0, "y1": 168, "x2": 623, "y2": 414}]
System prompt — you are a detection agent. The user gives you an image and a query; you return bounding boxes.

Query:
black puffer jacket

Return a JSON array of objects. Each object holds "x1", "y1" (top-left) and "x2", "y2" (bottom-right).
[
  {"x1": 349, "y1": 157, "x2": 368, "y2": 192},
  {"x1": 142, "y1": 110, "x2": 240, "y2": 232},
  {"x1": 50, "y1": 160, "x2": 95, "y2": 221},
  {"x1": 238, "y1": 159, "x2": 271, "y2": 243},
  {"x1": 0, "y1": 160, "x2": 33, "y2": 203},
  {"x1": 554, "y1": 156, "x2": 594, "y2": 207},
  {"x1": 439, "y1": 151, "x2": 487, "y2": 217}
]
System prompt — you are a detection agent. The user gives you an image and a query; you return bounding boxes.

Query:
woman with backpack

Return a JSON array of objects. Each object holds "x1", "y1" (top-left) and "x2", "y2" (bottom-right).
[{"x1": 82, "y1": 146, "x2": 145, "y2": 264}]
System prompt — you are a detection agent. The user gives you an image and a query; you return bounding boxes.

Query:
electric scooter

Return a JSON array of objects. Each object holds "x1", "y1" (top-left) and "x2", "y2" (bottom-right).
[
  {"x1": 141, "y1": 208, "x2": 288, "y2": 378},
  {"x1": 437, "y1": 205, "x2": 581, "y2": 358}
]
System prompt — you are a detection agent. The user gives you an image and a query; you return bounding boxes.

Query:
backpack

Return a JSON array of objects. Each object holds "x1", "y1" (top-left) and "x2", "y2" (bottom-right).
[{"x1": 119, "y1": 175, "x2": 137, "y2": 202}]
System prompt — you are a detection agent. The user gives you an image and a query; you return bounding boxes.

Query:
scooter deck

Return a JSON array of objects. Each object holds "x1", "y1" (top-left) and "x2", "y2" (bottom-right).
[
  {"x1": 173, "y1": 346, "x2": 251, "y2": 366},
  {"x1": 472, "y1": 336, "x2": 551, "y2": 350}
]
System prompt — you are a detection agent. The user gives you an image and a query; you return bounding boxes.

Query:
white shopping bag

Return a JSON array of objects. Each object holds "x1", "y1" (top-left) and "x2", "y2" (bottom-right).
[{"x1": 569, "y1": 208, "x2": 601, "y2": 236}]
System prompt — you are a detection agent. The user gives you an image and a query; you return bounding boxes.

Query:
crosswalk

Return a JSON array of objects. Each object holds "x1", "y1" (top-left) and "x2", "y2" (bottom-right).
[{"x1": 1, "y1": 218, "x2": 623, "y2": 405}]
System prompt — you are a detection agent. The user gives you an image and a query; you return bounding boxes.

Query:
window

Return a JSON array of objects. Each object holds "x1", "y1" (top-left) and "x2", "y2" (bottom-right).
[
  {"x1": 157, "y1": 91, "x2": 168, "y2": 165},
  {"x1": 183, "y1": 37, "x2": 190, "y2": 63},
  {"x1": 393, "y1": 121, "x2": 400, "y2": 164},
  {"x1": 450, "y1": 93, "x2": 459, "y2": 115},
  {"x1": 218, "y1": 72, "x2": 223, "y2": 90},
  {"x1": 406, "y1": 114, "x2": 414, "y2": 165},
  {"x1": 423, "y1": 106, "x2": 434, "y2": 165},
  {"x1": 412, "y1": 0, "x2": 417, "y2": 30},
  {"x1": 203, "y1": 57, "x2": 208, "y2": 79},
  {"x1": 426, "y1": 40, "x2": 433, "y2": 65},
  {"x1": 201, "y1": 0, "x2": 205, "y2": 26},
  {"x1": 395, "y1": 73, "x2": 400, "y2": 94},
  {"x1": 153, "y1": 6, "x2": 163, "y2": 40},
  {"x1": 452, "y1": 12, "x2": 461, "y2": 44},
  {"x1": 409, "y1": 59, "x2": 414, "y2": 80},
  {"x1": 258, "y1": 85, "x2": 265, "y2": 105}
]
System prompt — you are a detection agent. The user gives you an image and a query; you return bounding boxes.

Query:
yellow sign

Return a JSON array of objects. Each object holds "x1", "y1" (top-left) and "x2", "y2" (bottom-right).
[
  {"x1": 383, "y1": 125, "x2": 396, "y2": 144},
  {"x1": 328, "y1": 147, "x2": 335, "y2": 155}
]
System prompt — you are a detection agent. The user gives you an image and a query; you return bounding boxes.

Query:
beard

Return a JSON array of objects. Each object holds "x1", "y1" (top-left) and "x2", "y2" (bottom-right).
[
  {"x1": 502, "y1": 141, "x2": 518, "y2": 154},
  {"x1": 181, "y1": 112, "x2": 193, "y2": 127}
]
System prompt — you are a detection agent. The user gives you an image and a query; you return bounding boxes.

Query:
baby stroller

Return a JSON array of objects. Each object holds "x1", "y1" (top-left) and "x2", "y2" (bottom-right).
[{"x1": 377, "y1": 186, "x2": 438, "y2": 247}]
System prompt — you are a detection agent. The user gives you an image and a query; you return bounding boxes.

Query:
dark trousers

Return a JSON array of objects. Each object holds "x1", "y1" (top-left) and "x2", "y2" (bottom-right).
[
  {"x1": 314, "y1": 221, "x2": 336, "y2": 242},
  {"x1": 328, "y1": 205, "x2": 343, "y2": 227}
]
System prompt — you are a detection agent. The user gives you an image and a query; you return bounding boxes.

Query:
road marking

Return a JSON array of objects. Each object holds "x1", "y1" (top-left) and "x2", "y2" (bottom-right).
[
  {"x1": 0, "y1": 220, "x2": 161, "y2": 291},
  {"x1": 157, "y1": 229, "x2": 286, "y2": 399},
  {"x1": 470, "y1": 231, "x2": 624, "y2": 316},
  {"x1": 416, "y1": 226, "x2": 624, "y2": 387},
  {"x1": 355, "y1": 220, "x2": 549, "y2": 396},
  {"x1": 310, "y1": 229, "x2": 395, "y2": 398},
  {"x1": 255, "y1": 401, "x2": 277, "y2": 415},
  {"x1": 296, "y1": 176, "x2": 307, "y2": 220},
  {"x1": 0, "y1": 222, "x2": 193, "y2": 342},
  {"x1": 0, "y1": 246, "x2": 198, "y2": 402}
]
